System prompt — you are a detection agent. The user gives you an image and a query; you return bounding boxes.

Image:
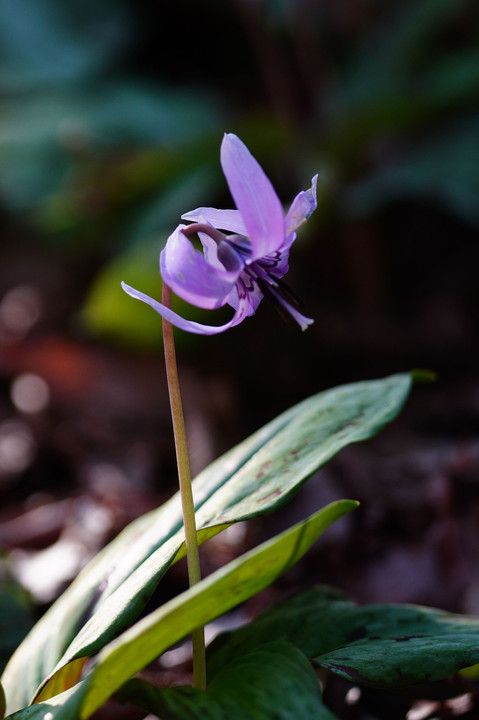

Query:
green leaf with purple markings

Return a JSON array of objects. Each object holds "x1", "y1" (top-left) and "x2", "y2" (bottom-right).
[
  {"x1": 2, "y1": 373, "x2": 414, "y2": 712},
  {"x1": 208, "y1": 585, "x2": 479, "y2": 688},
  {"x1": 118, "y1": 642, "x2": 338, "y2": 720}
]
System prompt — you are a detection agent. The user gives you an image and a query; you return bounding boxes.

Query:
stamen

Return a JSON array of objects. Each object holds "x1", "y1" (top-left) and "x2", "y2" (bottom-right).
[
  {"x1": 247, "y1": 263, "x2": 304, "y2": 310},
  {"x1": 271, "y1": 277, "x2": 304, "y2": 310},
  {"x1": 256, "y1": 277, "x2": 313, "y2": 331}
]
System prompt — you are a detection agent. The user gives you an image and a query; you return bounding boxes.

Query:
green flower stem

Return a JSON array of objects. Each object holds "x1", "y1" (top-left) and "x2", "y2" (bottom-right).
[{"x1": 161, "y1": 283, "x2": 206, "y2": 690}]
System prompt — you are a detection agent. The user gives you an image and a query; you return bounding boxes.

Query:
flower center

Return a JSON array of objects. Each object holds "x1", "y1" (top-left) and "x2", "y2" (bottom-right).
[
  {"x1": 182, "y1": 223, "x2": 251, "y2": 273},
  {"x1": 224, "y1": 234, "x2": 253, "y2": 263}
]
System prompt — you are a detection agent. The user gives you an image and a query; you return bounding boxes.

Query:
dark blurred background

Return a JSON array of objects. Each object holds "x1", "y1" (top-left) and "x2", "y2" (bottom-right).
[{"x1": 1, "y1": 1, "x2": 479, "y2": 713}]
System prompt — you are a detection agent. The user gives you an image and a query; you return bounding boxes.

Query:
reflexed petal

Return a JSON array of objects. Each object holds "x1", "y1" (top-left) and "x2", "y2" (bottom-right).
[
  {"x1": 160, "y1": 225, "x2": 242, "y2": 309},
  {"x1": 121, "y1": 282, "x2": 251, "y2": 335},
  {"x1": 284, "y1": 175, "x2": 318, "y2": 236},
  {"x1": 220, "y1": 133, "x2": 284, "y2": 261},
  {"x1": 182, "y1": 208, "x2": 247, "y2": 235}
]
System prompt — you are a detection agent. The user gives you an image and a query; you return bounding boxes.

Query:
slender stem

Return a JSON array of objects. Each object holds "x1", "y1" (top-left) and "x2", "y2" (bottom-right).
[{"x1": 161, "y1": 282, "x2": 206, "y2": 690}]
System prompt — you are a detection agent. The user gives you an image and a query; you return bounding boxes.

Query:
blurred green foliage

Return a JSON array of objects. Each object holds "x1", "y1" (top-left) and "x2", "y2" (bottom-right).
[
  {"x1": 0, "y1": 580, "x2": 32, "y2": 676},
  {"x1": 1, "y1": 0, "x2": 478, "y2": 346}
]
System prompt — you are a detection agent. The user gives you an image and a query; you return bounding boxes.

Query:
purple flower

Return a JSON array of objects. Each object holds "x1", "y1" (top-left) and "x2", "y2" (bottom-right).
[{"x1": 122, "y1": 133, "x2": 317, "y2": 334}]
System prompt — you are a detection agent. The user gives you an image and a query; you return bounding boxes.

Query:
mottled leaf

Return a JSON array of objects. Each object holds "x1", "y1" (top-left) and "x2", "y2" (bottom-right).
[
  {"x1": 2, "y1": 374, "x2": 413, "y2": 712},
  {"x1": 119, "y1": 642, "x2": 338, "y2": 720},
  {"x1": 208, "y1": 585, "x2": 479, "y2": 688},
  {"x1": 43, "y1": 502, "x2": 356, "y2": 716}
]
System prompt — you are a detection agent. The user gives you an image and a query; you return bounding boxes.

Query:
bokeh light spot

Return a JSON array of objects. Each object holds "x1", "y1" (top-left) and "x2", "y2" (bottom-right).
[
  {"x1": 0, "y1": 421, "x2": 36, "y2": 476},
  {"x1": 0, "y1": 285, "x2": 41, "y2": 339},
  {"x1": 11, "y1": 374, "x2": 50, "y2": 414}
]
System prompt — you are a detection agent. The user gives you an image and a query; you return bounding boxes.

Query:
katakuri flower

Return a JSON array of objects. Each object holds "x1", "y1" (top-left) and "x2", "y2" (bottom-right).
[{"x1": 121, "y1": 133, "x2": 317, "y2": 334}]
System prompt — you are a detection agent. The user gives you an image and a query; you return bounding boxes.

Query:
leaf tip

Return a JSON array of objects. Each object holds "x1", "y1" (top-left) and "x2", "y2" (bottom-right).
[{"x1": 411, "y1": 369, "x2": 437, "y2": 384}]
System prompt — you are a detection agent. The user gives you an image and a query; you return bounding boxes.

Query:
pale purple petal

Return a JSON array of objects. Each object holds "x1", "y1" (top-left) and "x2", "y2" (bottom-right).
[
  {"x1": 220, "y1": 133, "x2": 284, "y2": 261},
  {"x1": 284, "y1": 175, "x2": 318, "y2": 236},
  {"x1": 182, "y1": 208, "x2": 247, "y2": 236},
  {"x1": 121, "y1": 282, "x2": 250, "y2": 335},
  {"x1": 197, "y1": 231, "x2": 224, "y2": 270},
  {"x1": 160, "y1": 225, "x2": 242, "y2": 309}
]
